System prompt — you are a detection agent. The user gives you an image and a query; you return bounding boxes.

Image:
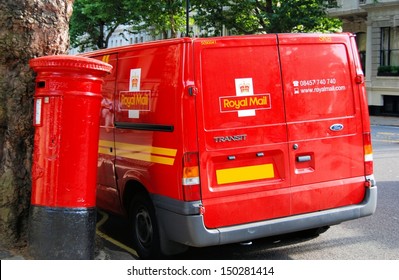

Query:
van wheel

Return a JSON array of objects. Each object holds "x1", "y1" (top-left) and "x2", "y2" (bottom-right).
[{"x1": 129, "y1": 193, "x2": 161, "y2": 259}]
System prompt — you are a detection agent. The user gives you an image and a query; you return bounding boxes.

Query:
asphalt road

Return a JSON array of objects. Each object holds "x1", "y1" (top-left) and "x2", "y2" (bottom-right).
[{"x1": 97, "y1": 124, "x2": 399, "y2": 260}]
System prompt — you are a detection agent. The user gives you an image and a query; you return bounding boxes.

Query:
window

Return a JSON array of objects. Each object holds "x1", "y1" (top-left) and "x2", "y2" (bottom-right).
[
  {"x1": 325, "y1": 0, "x2": 337, "y2": 8},
  {"x1": 380, "y1": 27, "x2": 399, "y2": 66},
  {"x1": 356, "y1": 32, "x2": 366, "y2": 73},
  {"x1": 383, "y1": 95, "x2": 399, "y2": 115}
]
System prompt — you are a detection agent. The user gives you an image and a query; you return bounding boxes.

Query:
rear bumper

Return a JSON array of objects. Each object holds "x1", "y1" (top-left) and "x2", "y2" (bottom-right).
[{"x1": 154, "y1": 186, "x2": 377, "y2": 247}]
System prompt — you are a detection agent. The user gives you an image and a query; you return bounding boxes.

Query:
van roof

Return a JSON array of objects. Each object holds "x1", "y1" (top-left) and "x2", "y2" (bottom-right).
[{"x1": 80, "y1": 33, "x2": 355, "y2": 57}]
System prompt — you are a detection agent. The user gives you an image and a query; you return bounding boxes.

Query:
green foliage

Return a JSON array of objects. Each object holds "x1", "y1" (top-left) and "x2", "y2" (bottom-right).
[
  {"x1": 191, "y1": 0, "x2": 230, "y2": 36},
  {"x1": 377, "y1": 65, "x2": 399, "y2": 76},
  {"x1": 70, "y1": 0, "x2": 190, "y2": 50},
  {"x1": 192, "y1": 0, "x2": 342, "y2": 35},
  {"x1": 70, "y1": 0, "x2": 342, "y2": 50},
  {"x1": 135, "y1": 0, "x2": 188, "y2": 38},
  {"x1": 70, "y1": 0, "x2": 139, "y2": 50}
]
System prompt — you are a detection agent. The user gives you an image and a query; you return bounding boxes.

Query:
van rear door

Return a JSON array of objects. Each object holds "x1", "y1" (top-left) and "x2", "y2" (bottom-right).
[
  {"x1": 278, "y1": 34, "x2": 366, "y2": 215},
  {"x1": 193, "y1": 35, "x2": 290, "y2": 229}
]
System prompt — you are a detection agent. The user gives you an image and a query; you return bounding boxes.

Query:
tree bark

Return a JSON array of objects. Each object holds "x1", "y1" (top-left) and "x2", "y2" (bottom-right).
[
  {"x1": 265, "y1": 0, "x2": 273, "y2": 14},
  {"x1": 0, "y1": 0, "x2": 74, "y2": 249}
]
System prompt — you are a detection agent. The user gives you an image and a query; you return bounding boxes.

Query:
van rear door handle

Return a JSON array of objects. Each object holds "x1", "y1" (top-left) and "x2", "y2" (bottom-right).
[{"x1": 297, "y1": 155, "x2": 311, "y2": 162}]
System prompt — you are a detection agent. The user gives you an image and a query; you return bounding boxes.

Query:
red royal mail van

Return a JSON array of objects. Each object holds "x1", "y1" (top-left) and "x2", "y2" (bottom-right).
[{"x1": 84, "y1": 33, "x2": 377, "y2": 259}]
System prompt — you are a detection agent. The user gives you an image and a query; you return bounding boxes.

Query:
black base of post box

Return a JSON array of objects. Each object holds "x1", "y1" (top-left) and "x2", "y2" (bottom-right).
[{"x1": 28, "y1": 205, "x2": 96, "y2": 260}]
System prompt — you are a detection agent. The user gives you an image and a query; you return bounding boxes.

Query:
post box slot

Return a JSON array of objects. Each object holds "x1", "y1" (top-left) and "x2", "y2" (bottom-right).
[{"x1": 37, "y1": 81, "x2": 46, "y2": 88}]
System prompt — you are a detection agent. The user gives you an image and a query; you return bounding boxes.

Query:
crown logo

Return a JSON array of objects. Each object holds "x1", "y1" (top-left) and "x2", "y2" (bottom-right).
[
  {"x1": 239, "y1": 81, "x2": 250, "y2": 93},
  {"x1": 131, "y1": 76, "x2": 139, "y2": 88}
]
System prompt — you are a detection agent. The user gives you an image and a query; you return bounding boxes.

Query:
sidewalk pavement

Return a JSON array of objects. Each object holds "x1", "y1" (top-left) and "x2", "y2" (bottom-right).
[
  {"x1": 0, "y1": 248, "x2": 25, "y2": 260},
  {"x1": 0, "y1": 244, "x2": 134, "y2": 260},
  {"x1": 1, "y1": 116, "x2": 397, "y2": 261}
]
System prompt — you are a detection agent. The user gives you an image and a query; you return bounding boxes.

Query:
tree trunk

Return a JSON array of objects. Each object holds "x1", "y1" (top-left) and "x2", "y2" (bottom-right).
[
  {"x1": 0, "y1": 0, "x2": 74, "y2": 250},
  {"x1": 265, "y1": 0, "x2": 273, "y2": 14}
]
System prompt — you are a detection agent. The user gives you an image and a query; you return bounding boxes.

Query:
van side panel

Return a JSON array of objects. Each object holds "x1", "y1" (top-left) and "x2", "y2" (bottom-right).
[
  {"x1": 278, "y1": 34, "x2": 366, "y2": 213},
  {"x1": 112, "y1": 41, "x2": 188, "y2": 201},
  {"x1": 194, "y1": 36, "x2": 291, "y2": 228}
]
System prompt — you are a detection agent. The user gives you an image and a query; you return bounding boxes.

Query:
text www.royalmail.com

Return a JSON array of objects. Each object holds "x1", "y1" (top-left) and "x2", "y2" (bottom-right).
[{"x1": 299, "y1": 85, "x2": 346, "y2": 94}]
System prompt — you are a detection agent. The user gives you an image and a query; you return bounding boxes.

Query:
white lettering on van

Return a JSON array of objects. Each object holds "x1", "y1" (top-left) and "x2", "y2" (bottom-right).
[
  {"x1": 214, "y1": 134, "x2": 247, "y2": 143},
  {"x1": 292, "y1": 78, "x2": 346, "y2": 95}
]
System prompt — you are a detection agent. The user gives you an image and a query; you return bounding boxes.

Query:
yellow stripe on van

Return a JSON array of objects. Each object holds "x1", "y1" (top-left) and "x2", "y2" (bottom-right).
[
  {"x1": 115, "y1": 142, "x2": 177, "y2": 157},
  {"x1": 98, "y1": 140, "x2": 114, "y2": 156},
  {"x1": 98, "y1": 140, "x2": 177, "y2": 166},
  {"x1": 216, "y1": 164, "x2": 274, "y2": 185},
  {"x1": 98, "y1": 146, "x2": 113, "y2": 156},
  {"x1": 99, "y1": 140, "x2": 114, "y2": 147},
  {"x1": 115, "y1": 151, "x2": 175, "y2": 165}
]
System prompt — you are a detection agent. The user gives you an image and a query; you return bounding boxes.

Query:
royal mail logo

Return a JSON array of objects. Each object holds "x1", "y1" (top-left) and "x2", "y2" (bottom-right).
[
  {"x1": 220, "y1": 94, "x2": 271, "y2": 113},
  {"x1": 119, "y1": 91, "x2": 151, "y2": 111}
]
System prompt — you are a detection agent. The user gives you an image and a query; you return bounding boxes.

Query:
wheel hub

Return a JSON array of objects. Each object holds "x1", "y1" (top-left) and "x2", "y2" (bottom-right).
[{"x1": 135, "y1": 208, "x2": 153, "y2": 246}]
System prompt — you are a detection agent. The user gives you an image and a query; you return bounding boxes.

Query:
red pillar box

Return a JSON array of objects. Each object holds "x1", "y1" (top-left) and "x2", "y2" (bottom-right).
[{"x1": 28, "y1": 55, "x2": 112, "y2": 259}]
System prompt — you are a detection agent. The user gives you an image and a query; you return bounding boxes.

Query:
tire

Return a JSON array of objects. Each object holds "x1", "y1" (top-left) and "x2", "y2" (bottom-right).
[{"x1": 129, "y1": 193, "x2": 161, "y2": 259}]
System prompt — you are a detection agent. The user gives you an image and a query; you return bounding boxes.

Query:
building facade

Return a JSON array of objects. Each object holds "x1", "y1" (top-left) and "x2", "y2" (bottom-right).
[{"x1": 329, "y1": 0, "x2": 399, "y2": 116}]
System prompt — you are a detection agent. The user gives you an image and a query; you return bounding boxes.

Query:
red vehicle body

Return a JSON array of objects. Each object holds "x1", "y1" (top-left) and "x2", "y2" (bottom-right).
[{"x1": 84, "y1": 33, "x2": 377, "y2": 258}]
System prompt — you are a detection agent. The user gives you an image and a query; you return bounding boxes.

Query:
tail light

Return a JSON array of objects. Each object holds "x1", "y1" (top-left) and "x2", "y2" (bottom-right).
[
  {"x1": 363, "y1": 132, "x2": 374, "y2": 177},
  {"x1": 182, "y1": 152, "x2": 201, "y2": 201}
]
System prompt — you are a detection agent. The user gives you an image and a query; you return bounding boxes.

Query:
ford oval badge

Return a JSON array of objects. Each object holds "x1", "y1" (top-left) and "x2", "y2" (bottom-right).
[{"x1": 330, "y1": 123, "x2": 344, "y2": 131}]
